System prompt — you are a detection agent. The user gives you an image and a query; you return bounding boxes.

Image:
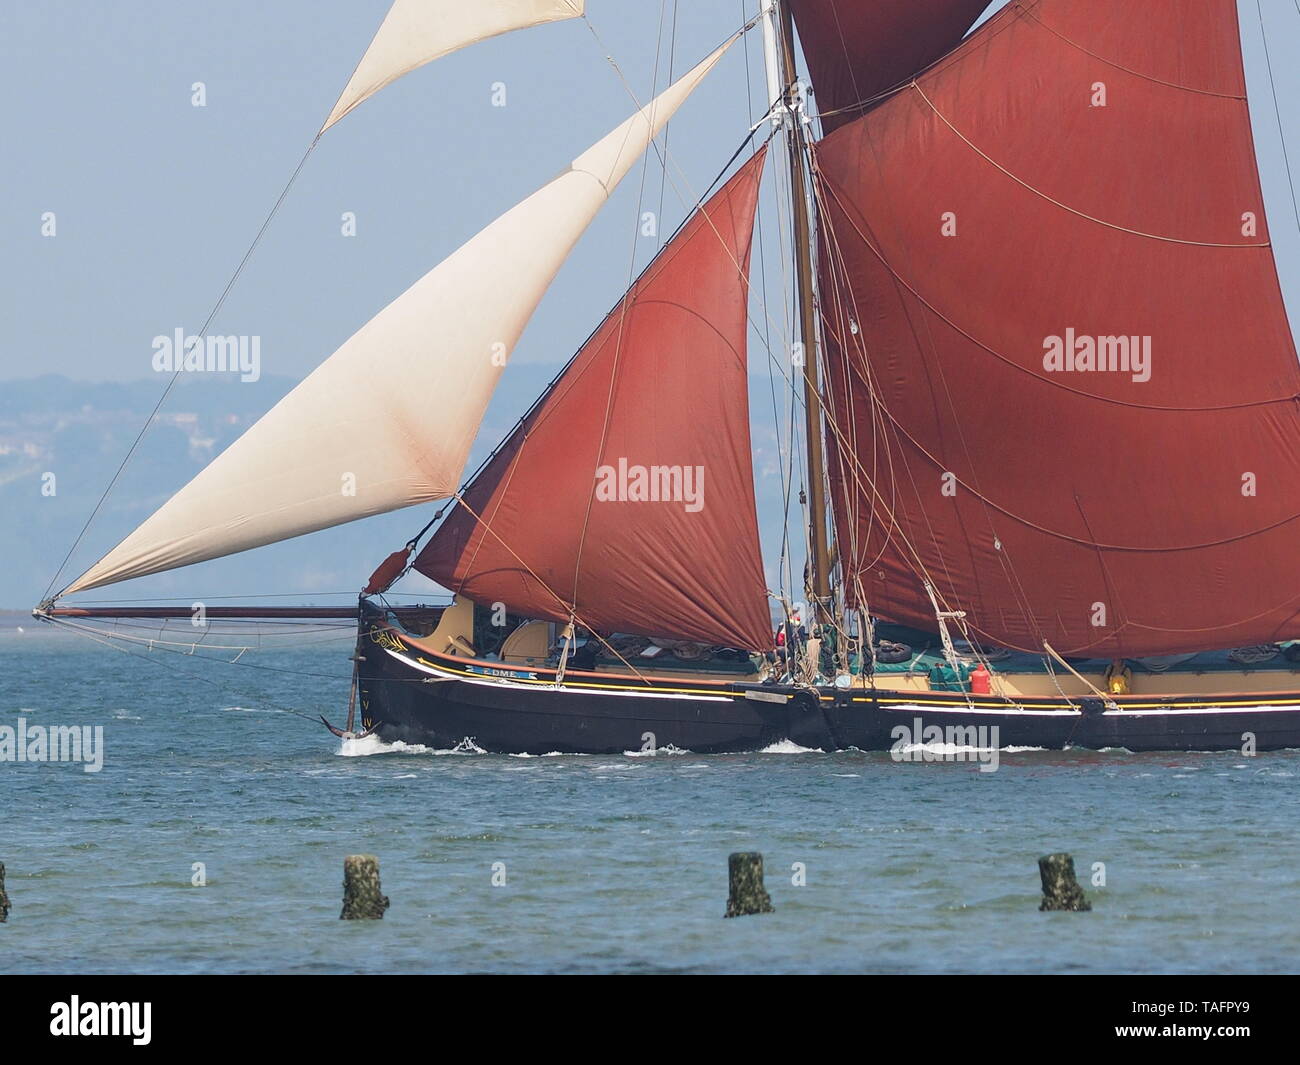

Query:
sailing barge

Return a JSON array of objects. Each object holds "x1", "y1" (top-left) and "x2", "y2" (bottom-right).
[{"x1": 37, "y1": 0, "x2": 1300, "y2": 754}]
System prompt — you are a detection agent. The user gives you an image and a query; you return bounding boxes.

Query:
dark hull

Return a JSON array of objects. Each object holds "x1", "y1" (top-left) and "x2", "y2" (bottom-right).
[{"x1": 356, "y1": 613, "x2": 1300, "y2": 755}]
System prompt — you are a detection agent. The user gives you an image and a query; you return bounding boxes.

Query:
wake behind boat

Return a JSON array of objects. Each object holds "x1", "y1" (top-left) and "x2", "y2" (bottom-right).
[{"x1": 34, "y1": 0, "x2": 1300, "y2": 758}]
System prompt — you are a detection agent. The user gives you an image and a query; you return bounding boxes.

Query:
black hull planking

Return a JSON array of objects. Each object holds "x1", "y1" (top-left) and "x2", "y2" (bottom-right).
[{"x1": 355, "y1": 614, "x2": 1300, "y2": 754}]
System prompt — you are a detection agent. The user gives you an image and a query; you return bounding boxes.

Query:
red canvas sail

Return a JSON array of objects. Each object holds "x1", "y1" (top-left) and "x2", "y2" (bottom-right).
[
  {"x1": 415, "y1": 149, "x2": 772, "y2": 650},
  {"x1": 814, "y1": 0, "x2": 1300, "y2": 657},
  {"x1": 790, "y1": 0, "x2": 990, "y2": 133}
]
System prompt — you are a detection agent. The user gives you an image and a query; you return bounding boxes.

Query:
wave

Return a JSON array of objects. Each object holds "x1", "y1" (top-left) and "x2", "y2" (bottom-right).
[
  {"x1": 336, "y1": 734, "x2": 484, "y2": 757},
  {"x1": 759, "y1": 739, "x2": 823, "y2": 754},
  {"x1": 622, "y1": 744, "x2": 691, "y2": 757}
]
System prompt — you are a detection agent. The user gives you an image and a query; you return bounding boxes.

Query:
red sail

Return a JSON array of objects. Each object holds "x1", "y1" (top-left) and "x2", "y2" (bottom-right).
[
  {"x1": 790, "y1": 0, "x2": 990, "y2": 133},
  {"x1": 415, "y1": 150, "x2": 772, "y2": 650},
  {"x1": 814, "y1": 0, "x2": 1300, "y2": 657}
]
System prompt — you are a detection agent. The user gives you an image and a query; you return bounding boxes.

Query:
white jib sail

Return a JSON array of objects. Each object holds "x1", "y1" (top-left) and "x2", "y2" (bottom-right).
[
  {"x1": 63, "y1": 42, "x2": 731, "y2": 597},
  {"x1": 322, "y1": 0, "x2": 585, "y2": 134}
]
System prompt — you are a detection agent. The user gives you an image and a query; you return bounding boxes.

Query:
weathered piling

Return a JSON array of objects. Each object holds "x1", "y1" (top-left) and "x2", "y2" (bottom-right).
[
  {"x1": 340, "y1": 855, "x2": 389, "y2": 920},
  {"x1": 725, "y1": 852, "x2": 774, "y2": 917},
  {"x1": 0, "y1": 861, "x2": 10, "y2": 922},
  {"x1": 1038, "y1": 852, "x2": 1091, "y2": 912}
]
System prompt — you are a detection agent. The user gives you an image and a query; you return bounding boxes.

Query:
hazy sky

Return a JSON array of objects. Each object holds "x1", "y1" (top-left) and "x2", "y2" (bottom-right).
[
  {"x1": 6, "y1": 1, "x2": 1298, "y2": 386},
  {"x1": 3, "y1": 1, "x2": 800, "y2": 387}
]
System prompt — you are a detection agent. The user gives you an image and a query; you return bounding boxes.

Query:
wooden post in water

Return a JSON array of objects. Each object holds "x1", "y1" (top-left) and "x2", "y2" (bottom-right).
[
  {"x1": 725, "y1": 852, "x2": 774, "y2": 917},
  {"x1": 1038, "y1": 853, "x2": 1091, "y2": 911},
  {"x1": 0, "y1": 861, "x2": 10, "y2": 922},
  {"x1": 341, "y1": 855, "x2": 389, "y2": 920}
]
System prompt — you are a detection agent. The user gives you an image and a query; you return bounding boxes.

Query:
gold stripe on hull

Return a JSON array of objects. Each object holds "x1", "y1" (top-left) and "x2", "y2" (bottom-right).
[{"x1": 379, "y1": 619, "x2": 1300, "y2": 710}]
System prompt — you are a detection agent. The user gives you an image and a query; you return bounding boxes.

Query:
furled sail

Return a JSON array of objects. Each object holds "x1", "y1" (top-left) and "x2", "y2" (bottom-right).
[
  {"x1": 322, "y1": 0, "x2": 584, "y2": 133},
  {"x1": 815, "y1": 0, "x2": 1300, "y2": 657},
  {"x1": 415, "y1": 150, "x2": 773, "y2": 650},
  {"x1": 789, "y1": 0, "x2": 989, "y2": 133},
  {"x1": 61, "y1": 44, "x2": 730, "y2": 598}
]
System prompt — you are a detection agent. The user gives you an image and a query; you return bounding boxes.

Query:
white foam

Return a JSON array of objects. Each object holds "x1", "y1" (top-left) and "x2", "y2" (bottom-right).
[
  {"x1": 622, "y1": 744, "x2": 690, "y2": 757},
  {"x1": 507, "y1": 750, "x2": 587, "y2": 758},
  {"x1": 336, "y1": 734, "x2": 484, "y2": 757},
  {"x1": 759, "y1": 739, "x2": 823, "y2": 754},
  {"x1": 895, "y1": 741, "x2": 998, "y2": 756}
]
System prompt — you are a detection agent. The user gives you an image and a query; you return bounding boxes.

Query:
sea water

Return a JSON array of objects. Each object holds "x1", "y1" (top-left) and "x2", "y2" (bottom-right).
[{"x1": 2, "y1": 623, "x2": 1297, "y2": 974}]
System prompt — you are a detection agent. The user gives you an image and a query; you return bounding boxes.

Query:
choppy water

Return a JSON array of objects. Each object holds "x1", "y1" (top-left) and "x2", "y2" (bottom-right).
[{"x1": 2, "y1": 624, "x2": 1298, "y2": 974}]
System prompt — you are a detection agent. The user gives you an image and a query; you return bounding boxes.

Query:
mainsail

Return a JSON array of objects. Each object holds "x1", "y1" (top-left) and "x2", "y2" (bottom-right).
[
  {"x1": 789, "y1": 0, "x2": 989, "y2": 133},
  {"x1": 62, "y1": 44, "x2": 730, "y2": 598},
  {"x1": 415, "y1": 150, "x2": 773, "y2": 651},
  {"x1": 321, "y1": 0, "x2": 585, "y2": 133},
  {"x1": 813, "y1": 0, "x2": 1300, "y2": 657}
]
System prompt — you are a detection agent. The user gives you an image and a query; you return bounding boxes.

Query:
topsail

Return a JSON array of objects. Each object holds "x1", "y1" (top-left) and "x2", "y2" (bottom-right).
[
  {"x1": 62, "y1": 42, "x2": 730, "y2": 597},
  {"x1": 321, "y1": 0, "x2": 585, "y2": 134},
  {"x1": 789, "y1": 0, "x2": 989, "y2": 133}
]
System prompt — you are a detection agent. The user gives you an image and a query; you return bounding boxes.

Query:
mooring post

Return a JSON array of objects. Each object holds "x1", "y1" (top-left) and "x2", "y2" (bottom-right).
[
  {"x1": 1038, "y1": 852, "x2": 1091, "y2": 912},
  {"x1": 340, "y1": 855, "x2": 389, "y2": 920},
  {"x1": 0, "y1": 861, "x2": 10, "y2": 923},
  {"x1": 725, "y1": 852, "x2": 774, "y2": 917}
]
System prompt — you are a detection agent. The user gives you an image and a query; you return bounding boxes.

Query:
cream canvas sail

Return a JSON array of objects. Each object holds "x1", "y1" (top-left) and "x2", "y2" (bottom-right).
[
  {"x1": 322, "y1": 0, "x2": 585, "y2": 134},
  {"x1": 63, "y1": 43, "x2": 730, "y2": 597}
]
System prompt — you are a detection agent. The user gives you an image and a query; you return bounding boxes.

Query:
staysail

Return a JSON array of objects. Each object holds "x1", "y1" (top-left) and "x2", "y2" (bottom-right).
[
  {"x1": 321, "y1": 0, "x2": 585, "y2": 133},
  {"x1": 62, "y1": 44, "x2": 730, "y2": 598},
  {"x1": 789, "y1": 0, "x2": 989, "y2": 133},
  {"x1": 814, "y1": 0, "x2": 1300, "y2": 657},
  {"x1": 415, "y1": 150, "x2": 773, "y2": 650}
]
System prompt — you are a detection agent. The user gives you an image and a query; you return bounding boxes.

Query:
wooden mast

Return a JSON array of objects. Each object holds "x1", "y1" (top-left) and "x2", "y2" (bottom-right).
[{"x1": 776, "y1": 0, "x2": 832, "y2": 625}]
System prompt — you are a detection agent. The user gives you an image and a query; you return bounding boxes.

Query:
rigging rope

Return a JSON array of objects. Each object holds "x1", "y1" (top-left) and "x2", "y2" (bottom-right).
[
  {"x1": 812, "y1": 132, "x2": 1048, "y2": 651},
  {"x1": 808, "y1": 148, "x2": 1049, "y2": 658},
  {"x1": 42, "y1": 138, "x2": 322, "y2": 603},
  {"x1": 567, "y1": 2, "x2": 680, "y2": 613},
  {"x1": 912, "y1": 81, "x2": 1268, "y2": 248},
  {"x1": 42, "y1": 616, "x2": 350, "y2": 721},
  {"x1": 1256, "y1": 0, "x2": 1300, "y2": 238},
  {"x1": 817, "y1": 173, "x2": 1298, "y2": 413},
  {"x1": 1017, "y1": 2, "x2": 1246, "y2": 100},
  {"x1": 742, "y1": 0, "x2": 797, "y2": 625},
  {"x1": 434, "y1": 494, "x2": 657, "y2": 686}
]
